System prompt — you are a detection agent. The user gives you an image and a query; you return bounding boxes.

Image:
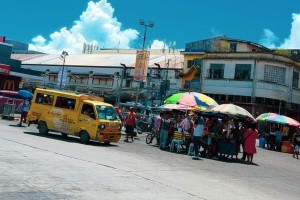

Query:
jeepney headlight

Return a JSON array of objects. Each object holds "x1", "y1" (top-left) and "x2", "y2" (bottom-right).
[
  {"x1": 118, "y1": 125, "x2": 122, "y2": 130},
  {"x1": 98, "y1": 124, "x2": 105, "y2": 130}
]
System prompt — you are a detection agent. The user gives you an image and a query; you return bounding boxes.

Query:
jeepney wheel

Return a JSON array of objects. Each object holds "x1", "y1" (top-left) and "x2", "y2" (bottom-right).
[
  {"x1": 61, "y1": 133, "x2": 68, "y2": 137},
  {"x1": 80, "y1": 131, "x2": 90, "y2": 144},
  {"x1": 38, "y1": 121, "x2": 49, "y2": 135}
]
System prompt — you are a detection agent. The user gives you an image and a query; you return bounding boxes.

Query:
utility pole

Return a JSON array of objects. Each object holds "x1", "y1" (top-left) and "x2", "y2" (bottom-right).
[
  {"x1": 144, "y1": 67, "x2": 153, "y2": 109},
  {"x1": 116, "y1": 63, "x2": 126, "y2": 106},
  {"x1": 164, "y1": 59, "x2": 170, "y2": 101}
]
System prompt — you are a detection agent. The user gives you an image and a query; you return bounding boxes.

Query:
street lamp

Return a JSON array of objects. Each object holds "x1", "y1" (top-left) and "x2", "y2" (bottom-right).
[
  {"x1": 59, "y1": 51, "x2": 68, "y2": 90},
  {"x1": 138, "y1": 19, "x2": 154, "y2": 111},
  {"x1": 116, "y1": 63, "x2": 127, "y2": 106},
  {"x1": 139, "y1": 19, "x2": 154, "y2": 51}
]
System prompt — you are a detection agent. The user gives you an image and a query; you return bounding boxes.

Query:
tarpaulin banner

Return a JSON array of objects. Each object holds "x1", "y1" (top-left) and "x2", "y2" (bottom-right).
[
  {"x1": 0, "y1": 64, "x2": 10, "y2": 75},
  {"x1": 134, "y1": 50, "x2": 149, "y2": 81},
  {"x1": 57, "y1": 67, "x2": 68, "y2": 87}
]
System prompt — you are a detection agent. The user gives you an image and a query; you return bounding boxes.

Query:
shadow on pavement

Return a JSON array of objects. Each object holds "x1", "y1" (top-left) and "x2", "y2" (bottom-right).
[
  {"x1": 22, "y1": 131, "x2": 118, "y2": 147},
  {"x1": 9, "y1": 124, "x2": 24, "y2": 127}
]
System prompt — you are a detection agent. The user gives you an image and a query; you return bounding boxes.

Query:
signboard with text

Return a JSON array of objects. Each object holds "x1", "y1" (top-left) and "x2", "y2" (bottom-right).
[
  {"x1": 0, "y1": 64, "x2": 10, "y2": 75},
  {"x1": 134, "y1": 50, "x2": 149, "y2": 81}
]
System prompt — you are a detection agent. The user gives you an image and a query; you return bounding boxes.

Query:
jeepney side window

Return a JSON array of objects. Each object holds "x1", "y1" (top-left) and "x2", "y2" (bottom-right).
[
  {"x1": 81, "y1": 104, "x2": 96, "y2": 120},
  {"x1": 55, "y1": 96, "x2": 76, "y2": 110},
  {"x1": 43, "y1": 94, "x2": 53, "y2": 105},
  {"x1": 36, "y1": 93, "x2": 44, "y2": 103}
]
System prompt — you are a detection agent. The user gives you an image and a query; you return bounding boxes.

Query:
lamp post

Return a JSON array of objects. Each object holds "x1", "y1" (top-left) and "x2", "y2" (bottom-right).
[
  {"x1": 138, "y1": 19, "x2": 154, "y2": 111},
  {"x1": 116, "y1": 63, "x2": 126, "y2": 106},
  {"x1": 139, "y1": 19, "x2": 154, "y2": 50},
  {"x1": 59, "y1": 51, "x2": 68, "y2": 90}
]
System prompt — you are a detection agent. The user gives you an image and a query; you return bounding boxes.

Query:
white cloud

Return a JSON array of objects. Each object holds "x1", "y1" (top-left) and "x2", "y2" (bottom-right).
[
  {"x1": 259, "y1": 29, "x2": 278, "y2": 48},
  {"x1": 150, "y1": 40, "x2": 169, "y2": 50},
  {"x1": 279, "y1": 13, "x2": 300, "y2": 49},
  {"x1": 29, "y1": 0, "x2": 139, "y2": 54},
  {"x1": 260, "y1": 13, "x2": 300, "y2": 49}
]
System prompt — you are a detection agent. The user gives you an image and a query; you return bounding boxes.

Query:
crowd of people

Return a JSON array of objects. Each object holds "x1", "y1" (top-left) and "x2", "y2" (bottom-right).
[{"x1": 122, "y1": 108, "x2": 260, "y2": 164}]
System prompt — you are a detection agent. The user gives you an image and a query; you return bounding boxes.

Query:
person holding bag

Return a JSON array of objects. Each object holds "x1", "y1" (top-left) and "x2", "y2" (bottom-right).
[{"x1": 242, "y1": 123, "x2": 259, "y2": 164}]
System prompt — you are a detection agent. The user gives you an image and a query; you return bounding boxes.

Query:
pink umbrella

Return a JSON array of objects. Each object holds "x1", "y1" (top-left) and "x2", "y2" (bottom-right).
[{"x1": 264, "y1": 115, "x2": 300, "y2": 126}]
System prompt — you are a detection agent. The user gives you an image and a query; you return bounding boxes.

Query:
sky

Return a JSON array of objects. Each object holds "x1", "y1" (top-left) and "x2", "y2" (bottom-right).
[{"x1": 1, "y1": 0, "x2": 300, "y2": 54}]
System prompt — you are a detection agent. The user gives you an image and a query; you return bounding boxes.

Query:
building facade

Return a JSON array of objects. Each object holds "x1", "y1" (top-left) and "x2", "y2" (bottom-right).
[
  {"x1": 181, "y1": 36, "x2": 300, "y2": 120},
  {"x1": 13, "y1": 49, "x2": 184, "y2": 105}
]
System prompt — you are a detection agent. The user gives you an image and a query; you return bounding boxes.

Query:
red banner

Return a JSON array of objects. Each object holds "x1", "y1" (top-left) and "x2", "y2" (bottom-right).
[{"x1": 0, "y1": 64, "x2": 10, "y2": 75}]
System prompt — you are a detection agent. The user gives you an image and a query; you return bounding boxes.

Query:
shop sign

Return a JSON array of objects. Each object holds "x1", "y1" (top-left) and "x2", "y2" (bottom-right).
[{"x1": 0, "y1": 64, "x2": 10, "y2": 75}]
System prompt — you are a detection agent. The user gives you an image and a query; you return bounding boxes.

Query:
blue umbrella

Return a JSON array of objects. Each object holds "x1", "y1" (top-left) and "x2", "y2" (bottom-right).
[{"x1": 18, "y1": 90, "x2": 33, "y2": 99}]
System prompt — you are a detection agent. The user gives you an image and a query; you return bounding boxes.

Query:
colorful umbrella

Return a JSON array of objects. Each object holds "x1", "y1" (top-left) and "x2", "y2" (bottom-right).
[
  {"x1": 256, "y1": 112, "x2": 279, "y2": 121},
  {"x1": 164, "y1": 92, "x2": 218, "y2": 110},
  {"x1": 153, "y1": 104, "x2": 195, "y2": 111},
  {"x1": 18, "y1": 90, "x2": 33, "y2": 99},
  {"x1": 211, "y1": 103, "x2": 256, "y2": 122},
  {"x1": 264, "y1": 115, "x2": 300, "y2": 126}
]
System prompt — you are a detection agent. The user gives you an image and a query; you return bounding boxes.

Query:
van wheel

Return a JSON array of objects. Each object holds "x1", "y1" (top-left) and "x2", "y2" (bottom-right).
[
  {"x1": 80, "y1": 131, "x2": 90, "y2": 144},
  {"x1": 38, "y1": 121, "x2": 49, "y2": 135}
]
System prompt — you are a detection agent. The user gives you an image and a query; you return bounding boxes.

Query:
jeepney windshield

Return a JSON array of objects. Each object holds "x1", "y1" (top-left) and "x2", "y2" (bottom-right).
[{"x1": 95, "y1": 105, "x2": 120, "y2": 121}]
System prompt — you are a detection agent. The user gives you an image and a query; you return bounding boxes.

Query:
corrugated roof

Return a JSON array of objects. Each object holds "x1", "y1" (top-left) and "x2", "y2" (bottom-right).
[{"x1": 12, "y1": 52, "x2": 184, "y2": 69}]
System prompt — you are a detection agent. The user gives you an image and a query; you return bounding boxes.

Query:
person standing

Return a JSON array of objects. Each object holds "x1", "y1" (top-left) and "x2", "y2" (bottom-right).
[
  {"x1": 292, "y1": 128, "x2": 300, "y2": 159},
  {"x1": 274, "y1": 127, "x2": 283, "y2": 151},
  {"x1": 17, "y1": 97, "x2": 31, "y2": 127},
  {"x1": 180, "y1": 114, "x2": 193, "y2": 134},
  {"x1": 242, "y1": 123, "x2": 259, "y2": 164},
  {"x1": 153, "y1": 112, "x2": 163, "y2": 132},
  {"x1": 192, "y1": 112, "x2": 204, "y2": 160},
  {"x1": 124, "y1": 107, "x2": 136, "y2": 142},
  {"x1": 152, "y1": 112, "x2": 163, "y2": 145},
  {"x1": 159, "y1": 112, "x2": 171, "y2": 150}
]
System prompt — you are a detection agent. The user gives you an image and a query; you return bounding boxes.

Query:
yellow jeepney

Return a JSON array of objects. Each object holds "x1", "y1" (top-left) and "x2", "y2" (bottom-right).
[{"x1": 27, "y1": 88, "x2": 122, "y2": 144}]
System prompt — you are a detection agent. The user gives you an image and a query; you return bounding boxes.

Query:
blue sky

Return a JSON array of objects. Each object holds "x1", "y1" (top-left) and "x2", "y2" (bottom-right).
[{"x1": 1, "y1": 0, "x2": 300, "y2": 53}]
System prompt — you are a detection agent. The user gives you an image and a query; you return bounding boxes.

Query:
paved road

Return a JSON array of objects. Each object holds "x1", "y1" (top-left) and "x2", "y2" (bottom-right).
[{"x1": 0, "y1": 118, "x2": 299, "y2": 200}]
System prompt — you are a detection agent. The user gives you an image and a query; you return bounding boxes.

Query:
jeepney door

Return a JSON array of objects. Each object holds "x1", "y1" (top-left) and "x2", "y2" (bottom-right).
[{"x1": 77, "y1": 103, "x2": 98, "y2": 139}]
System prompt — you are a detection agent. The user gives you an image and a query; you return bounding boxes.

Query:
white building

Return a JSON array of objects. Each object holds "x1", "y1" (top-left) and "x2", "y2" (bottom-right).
[{"x1": 181, "y1": 36, "x2": 300, "y2": 119}]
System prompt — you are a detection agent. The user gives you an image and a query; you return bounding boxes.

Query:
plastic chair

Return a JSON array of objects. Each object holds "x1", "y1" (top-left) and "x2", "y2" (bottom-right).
[
  {"x1": 187, "y1": 143, "x2": 194, "y2": 156},
  {"x1": 170, "y1": 132, "x2": 184, "y2": 153}
]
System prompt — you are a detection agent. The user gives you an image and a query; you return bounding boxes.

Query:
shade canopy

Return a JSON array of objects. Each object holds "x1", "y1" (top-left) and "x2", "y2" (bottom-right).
[
  {"x1": 211, "y1": 103, "x2": 256, "y2": 122},
  {"x1": 164, "y1": 92, "x2": 218, "y2": 111}
]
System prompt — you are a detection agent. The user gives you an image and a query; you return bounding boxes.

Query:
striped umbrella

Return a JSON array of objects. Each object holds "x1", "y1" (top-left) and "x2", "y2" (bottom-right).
[
  {"x1": 152, "y1": 104, "x2": 195, "y2": 111},
  {"x1": 211, "y1": 103, "x2": 256, "y2": 122},
  {"x1": 256, "y1": 112, "x2": 279, "y2": 121},
  {"x1": 164, "y1": 92, "x2": 218, "y2": 110},
  {"x1": 264, "y1": 115, "x2": 300, "y2": 126}
]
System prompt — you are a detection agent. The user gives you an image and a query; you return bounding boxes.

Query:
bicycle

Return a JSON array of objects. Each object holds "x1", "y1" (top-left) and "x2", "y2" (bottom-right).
[
  {"x1": 136, "y1": 119, "x2": 151, "y2": 134},
  {"x1": 146, "y1": 128, "x2": 160, "y2": 145}
]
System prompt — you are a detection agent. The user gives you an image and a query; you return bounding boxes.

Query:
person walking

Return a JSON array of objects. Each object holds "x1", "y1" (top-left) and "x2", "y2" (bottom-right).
[
  {"x1": 192, "y1": 112, "x2": 204, "y2": 160},
  {"x1": 242, "y1": 123, "x2": 259, "y2": 164},
  {"x1": 124, "y1": 107, "x2": 136, "y2": 142},
  {"x1": 17, "y1": 97, "x2": 31, "y2": 127}
]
